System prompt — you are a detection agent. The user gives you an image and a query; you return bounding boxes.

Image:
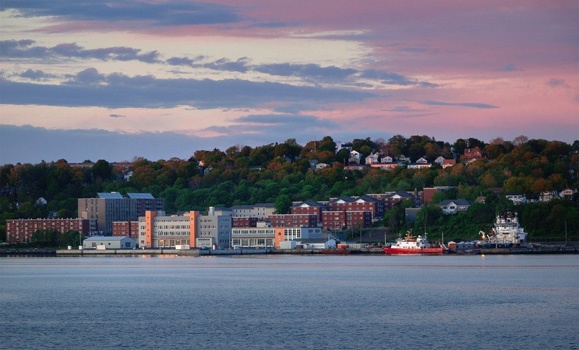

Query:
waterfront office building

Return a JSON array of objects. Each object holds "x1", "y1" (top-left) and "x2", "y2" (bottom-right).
[
  {"x1": 231, "y1": 225, "x2": 323, "y2": 249},
  {"x1": 231, "y1": 224, "x2": 283, "y2": 249},
  {"x1": 78, "y1": 192, "x2": 164, "y2": 235},
  {"x1": 138, "y1": 208, "x2": 232, "y2": 249},
  {"x1": 197, "y1": 207, "x2": 232, "y2": 249}
]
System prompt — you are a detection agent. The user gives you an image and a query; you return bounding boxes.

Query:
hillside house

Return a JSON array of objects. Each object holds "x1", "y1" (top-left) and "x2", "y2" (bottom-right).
[
  {"x1": 365, "y1": 152, "x2": 380, "y2": 165},
  {"x1": 434, "y1": 156, "x2": 456, "y2": 168},
  {"x1": 349, "y1": 150, "x2": 361, "y2": 165},
  {"x1": 506, "y1": 194, "x2": 527, "y2": 205},
  {"x1": 407, "y1": 157, "x2": 431, "y2": 169},
  {"x1": 439, "y1": 199, "x2": 472, "y2": 215},
  {"x1": 464, "y1": 147, "x2": 482, "y2": 162}
]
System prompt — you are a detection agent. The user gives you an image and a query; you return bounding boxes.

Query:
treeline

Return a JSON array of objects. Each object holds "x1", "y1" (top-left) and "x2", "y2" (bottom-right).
[{"x1": 1, "y1": 135, "x2": 578, "y2": 242}]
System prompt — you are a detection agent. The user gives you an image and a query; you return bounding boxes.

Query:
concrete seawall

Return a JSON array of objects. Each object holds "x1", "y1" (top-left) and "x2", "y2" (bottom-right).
[
  {"x1": 3, "y1": 245, "x2": 576, "y2": 257},
  {"x1": 56, "y1": 249, "x2": 201, "y2": 257}
]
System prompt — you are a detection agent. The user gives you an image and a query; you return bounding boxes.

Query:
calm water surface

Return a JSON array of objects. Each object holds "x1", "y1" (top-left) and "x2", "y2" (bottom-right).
[{"x1": 1, "y1": 255, "x2": 578, "y2": 350}]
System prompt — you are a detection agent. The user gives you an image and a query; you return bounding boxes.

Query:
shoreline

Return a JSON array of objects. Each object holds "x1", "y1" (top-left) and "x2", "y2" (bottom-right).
[{"x1": 1, "y1": 245, "x2": 578, "y2": 257}]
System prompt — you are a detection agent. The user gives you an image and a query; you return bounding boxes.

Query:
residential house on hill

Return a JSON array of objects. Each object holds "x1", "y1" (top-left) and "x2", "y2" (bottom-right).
[
  {"x1": 560, "y1": 188, "x2": 577, "y2": 200},
  {"x1": 464, "y1": 147, "x2": 482, "y2": 164},
  {"x1": 407, "y1": 157, "x2": 431, "y2": 169},
  {"x1": 434, "y1": 156, "x2": 456, "y2": 168},
  {"x1": 506, "y1": 194, "x2": 527, "y2": 205},
  {"x1": 365, "y1": 152, "x2": 380, "y2": 165},
  {"x1": 539, "y1": 191, "x2": 559, "y2": 202},
  {"x1": 368, "y1": 155, "x2": 399, "y2": 170},
  {"x1": 335, "y1": 142, "x2": 353, "y2": 153},
  {"x1": 381, "y1": 155, "x2": 394, "y2": 163},
  {"x1": 349, "y1": 150, "x2": 361, "y2": 165},
  {"x1": 397, "y1": 154, "x2": 411, "y2": 164},
  {"x1": 439, "y1": 199, "x2": 472, "y2": 215}
]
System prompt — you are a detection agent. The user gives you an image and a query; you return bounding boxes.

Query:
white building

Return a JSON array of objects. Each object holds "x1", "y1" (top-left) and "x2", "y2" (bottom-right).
[
  {"x1": 505, "y1": 194, "x2": 527, "y2": 205},
  {"x1": 439, "y1": 199, "x2": 472, "y2": 215},
  {"x1": 137, "y1": 208, "x2": 232, "y2": 249},
  {"x1": 197, "y1": 207, "x2": 232, "y2": 249},
  {"x1": 231, "y1": 225, "x2": 279, "y2": 249},
  {"x1": 83, "y1": 236, "x2": 137, "y2": 250}
]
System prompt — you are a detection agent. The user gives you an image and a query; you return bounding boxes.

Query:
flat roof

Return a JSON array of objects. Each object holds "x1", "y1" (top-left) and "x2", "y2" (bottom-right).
[
  {"x1": 127, "y1": 193, "x2": 155, "y2": 199},
  {"x1": 97, "y1": 192, "x2": 124, "y2": 199},
  {"x1": 85, "y1": 236, "x2": 133, "y2": 241}
]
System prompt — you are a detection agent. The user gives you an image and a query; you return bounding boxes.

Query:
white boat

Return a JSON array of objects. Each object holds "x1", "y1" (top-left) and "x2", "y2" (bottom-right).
[
  {"x1": 383, "y1": 231, "x2": 443, "y2": 255},
  {"x1": 480, "y1": 212, "x2": 526, "y2": 246}
]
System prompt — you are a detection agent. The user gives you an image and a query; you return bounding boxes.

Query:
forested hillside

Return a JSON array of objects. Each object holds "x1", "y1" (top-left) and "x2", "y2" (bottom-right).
[{"x1": 1, "y1": 135, "x2": 578, "y2": 243}]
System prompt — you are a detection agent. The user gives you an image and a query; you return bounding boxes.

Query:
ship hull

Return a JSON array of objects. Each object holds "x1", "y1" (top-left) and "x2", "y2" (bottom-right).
[{"x1": 383, "y1": 247, "x2": 444, "y2": 255}]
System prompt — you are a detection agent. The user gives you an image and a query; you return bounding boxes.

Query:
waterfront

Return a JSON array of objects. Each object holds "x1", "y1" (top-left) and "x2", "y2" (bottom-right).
[{"x1": 1, "y1": 255, "x2": 578, "y2": 350}]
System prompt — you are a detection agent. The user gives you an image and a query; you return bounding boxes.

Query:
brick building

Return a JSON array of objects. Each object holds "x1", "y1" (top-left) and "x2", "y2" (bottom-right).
[
  {"x1": 327, "y1": 195, "x2": 383, "y2": 220},
  {"x1": 322, "y1": 210, "x2": 347, "y2": 230},
  {"x1": 232, "y1": 217, "x2": 258, "y2": 228},
  {"x1": 6, "y1": 218, "x2": 92, "y2": 244},
  {"x1": 290, "y1": 200, "x2": 326, "y2": 222},
  {"x1": 112, "y1": 221, "x2": 139, "y2": 239},
  {"x1": 266, "y1": 214, "x2": 318, "y2": 228}
]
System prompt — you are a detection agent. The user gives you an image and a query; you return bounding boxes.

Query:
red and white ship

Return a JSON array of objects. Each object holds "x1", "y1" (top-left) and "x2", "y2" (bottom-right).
[{"x1": 383, "y1": 232, "x2": 444, "y2": 255}]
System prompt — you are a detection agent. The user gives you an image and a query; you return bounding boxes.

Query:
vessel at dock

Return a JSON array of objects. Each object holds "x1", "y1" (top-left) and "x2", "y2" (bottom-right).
[
  {"x1": 479, "y1": 212, "x2": 526, "y2": 247},
  {"x1": 383, "y1": 231, "x2": 444, "y2": 255}
]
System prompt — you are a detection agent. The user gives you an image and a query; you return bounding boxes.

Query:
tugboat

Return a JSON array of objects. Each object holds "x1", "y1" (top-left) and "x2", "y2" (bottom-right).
[
  {"x1": 383, "y1": 231, "x2": 444, "y2": 255},
  {"x1": 479, "y1": 212, "x2": 527, "y2": 247}
]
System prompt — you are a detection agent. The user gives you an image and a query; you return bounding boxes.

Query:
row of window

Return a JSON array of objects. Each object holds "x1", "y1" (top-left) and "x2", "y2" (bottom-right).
[
  {"x1": 232, "y1": 229, "x2": 275, "y2": 235},
  {"x1": 152, "y1": 231, "x2": 189, "y2": 236}
]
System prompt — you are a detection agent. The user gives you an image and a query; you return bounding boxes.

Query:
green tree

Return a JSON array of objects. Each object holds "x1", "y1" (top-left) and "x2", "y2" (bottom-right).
[
  {"x1": 92, "y1": 159, "x2": 113, "y2": 182},
  {"x1": 275, "y1": 194, "x2": 292, "y2": 214}
]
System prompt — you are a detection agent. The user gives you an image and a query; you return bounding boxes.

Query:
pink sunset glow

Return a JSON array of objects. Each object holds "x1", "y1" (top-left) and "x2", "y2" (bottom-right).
[{"x1": 0, "y1": 1, "x2": 577, "y2": 164}]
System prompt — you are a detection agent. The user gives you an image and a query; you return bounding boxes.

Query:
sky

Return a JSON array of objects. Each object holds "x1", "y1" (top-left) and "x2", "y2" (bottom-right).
[{"x1": 1, "y1": 1, "x2": 578, "y2": 165}]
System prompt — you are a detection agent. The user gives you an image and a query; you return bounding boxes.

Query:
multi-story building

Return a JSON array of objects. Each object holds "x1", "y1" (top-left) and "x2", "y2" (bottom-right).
[
  {"x1": 290, "y1": 200, "x2": 326, "y2": 223},
  {"x1": 130, "y1": 193, "x2": 165, "y2": 217},
  {"x1": 280, "y1": 227, "x2": 322, "y2": 241},
  {"x1": 231, "y1": 223, "x2": 282, "y2": 249},
  {"x1": 369, "y1": 191, "x2": 417, "y2": 209},
  {"x1": 78, "y1": 192, "x2": 164, "y2": 235},
  {"x1": 327, "y1": 195, "x2": 383, "y2": 220},
  {"x1": 322, "y1": 210, "x2": 347, "y2": 230},
  {"x1": 6, "y1": 218, "x2": 92, "y2": 244},
  {"x1": 346, "y1": 210, "x2": 372, "y2": 228},
  {"x1": 232, "y1": 217, "x2": 258, "y2": 228},
  {"x1": 138, "y1": 211, "x2": 198, "y2": 249},
  {"x1": 266, "y1": 214, "x2": 318, "y2": 228},
  {"x1": 112, "y1": 221, "x2": 139, "y2": 239},
  {"x1": 197, "y1": 207, "x2": 232, "y2": 249},
  {"x1": 230, "y1": 203, "x2": 276, "y2": 220},
  {"x1": 137, "y1": 207, "x2": 231, "y2": 249}
]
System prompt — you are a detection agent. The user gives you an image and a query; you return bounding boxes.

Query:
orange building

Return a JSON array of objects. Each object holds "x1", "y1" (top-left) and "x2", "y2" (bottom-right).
[{"x1": 138, "y1": 209, "x2": 228, "y2": 249}]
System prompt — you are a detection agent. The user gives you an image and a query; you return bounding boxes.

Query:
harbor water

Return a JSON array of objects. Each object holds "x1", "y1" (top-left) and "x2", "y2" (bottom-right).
[{"x1": 1, "y1": 255, "x2": 578, "y2": 350}]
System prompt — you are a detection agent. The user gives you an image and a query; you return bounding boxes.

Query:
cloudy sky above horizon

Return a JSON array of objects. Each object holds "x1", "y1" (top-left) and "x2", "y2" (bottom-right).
[{"x1": 1, "y1": 1, "x2": 577, "y2": 164}]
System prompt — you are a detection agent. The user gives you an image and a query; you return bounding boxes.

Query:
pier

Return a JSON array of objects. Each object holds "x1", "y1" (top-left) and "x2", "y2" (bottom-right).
[{"x1": 1, "y1": 244, "x2": 577, "y2": 257}]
